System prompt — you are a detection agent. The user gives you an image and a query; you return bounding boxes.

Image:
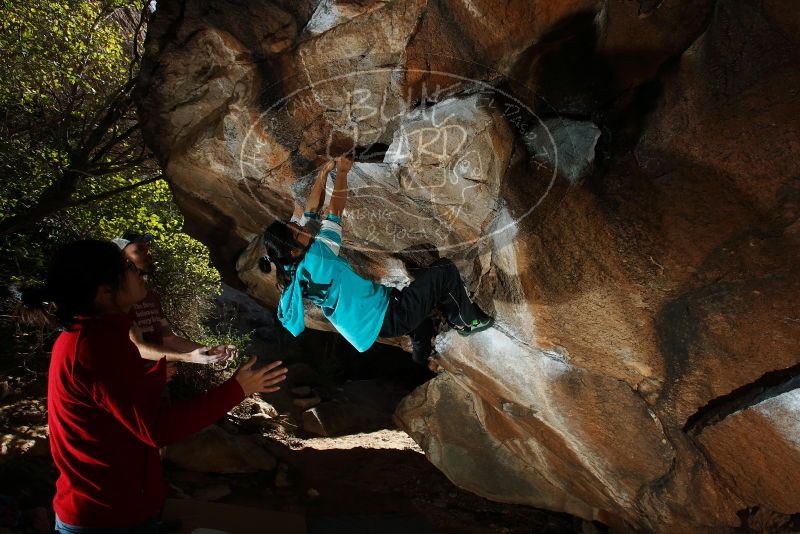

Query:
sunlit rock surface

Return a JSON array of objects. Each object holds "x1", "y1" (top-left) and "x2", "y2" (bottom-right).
[{"x1": 138, "y1": 0, "x2": 800, "y2": 530}]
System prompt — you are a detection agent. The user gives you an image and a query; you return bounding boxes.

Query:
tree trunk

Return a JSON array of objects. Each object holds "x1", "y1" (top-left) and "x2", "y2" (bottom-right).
[
  {"x1": 0, "y1": 168, "x2": 83, "y2": 236},
  {"x1": 0, "y1": 170, "x2": 159, "y2": 236}
]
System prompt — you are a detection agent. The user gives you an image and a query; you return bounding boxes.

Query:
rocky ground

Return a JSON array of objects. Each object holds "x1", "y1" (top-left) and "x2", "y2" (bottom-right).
[
  {"x1": 165, "y1": 426, "x2": 589, "y2": 534},
  {"x1": 2, "y1": 285, "x2": 797, "y2": 533},
  {"x1": 0, "y1": 335, "x2": 595, "y2": 534}
]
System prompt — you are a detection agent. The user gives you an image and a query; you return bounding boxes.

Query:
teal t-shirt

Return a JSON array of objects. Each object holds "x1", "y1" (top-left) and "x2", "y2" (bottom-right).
[{"x1": 277, "y1": 214, "x2": 391, "y2": 352}]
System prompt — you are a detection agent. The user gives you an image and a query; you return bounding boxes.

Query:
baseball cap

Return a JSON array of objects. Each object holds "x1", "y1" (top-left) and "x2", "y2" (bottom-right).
[{"x1": 112, "y1": 232, "x2": 154, "y2": 251}]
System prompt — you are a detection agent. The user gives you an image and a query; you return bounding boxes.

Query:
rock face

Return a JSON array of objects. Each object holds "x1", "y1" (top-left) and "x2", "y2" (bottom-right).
[
  {"x1": 165, "y1": 425, "x2": 277, "y2": 474},
  {"x1": 695, "y1": 387, "x2": 800, "y2": 516},
  {"x1": 138, "y1": 1, "x2": 800, "y2": 530}
]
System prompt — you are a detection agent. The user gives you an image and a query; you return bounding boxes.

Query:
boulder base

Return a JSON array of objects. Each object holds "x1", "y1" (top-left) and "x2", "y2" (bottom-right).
[{"x1": 138, "y1": 0, "x2": 800, "y2": 529}]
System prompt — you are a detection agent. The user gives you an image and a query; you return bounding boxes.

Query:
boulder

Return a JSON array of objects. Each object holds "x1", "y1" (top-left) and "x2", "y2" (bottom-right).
[
  {"x1": 193, "y1": 484, "x2": 233, "y2": 502},
  {"x1": 165, "y1": 425, "x2": 277, "y2": 474},
  {"x1": 138, "y1": 0, "x2": 800, "y2": 530},
  {"x1": 293, "y1": 396, "x2": 322, "y2": 410},
  {"x1": 523, "y1": 118, "x2": 600, "y2": 185},
  {"x1": 398, "y1": 330, "x2": 675, "y2": 528},
  {"x1": 695, "y1": 388, "x2": 800, "y2": 515}
]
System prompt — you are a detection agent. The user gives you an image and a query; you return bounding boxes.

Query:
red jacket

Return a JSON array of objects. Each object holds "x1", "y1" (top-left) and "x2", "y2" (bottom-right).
[{"x1": 47, "y1": 313, "x2": 244, "y2": 527}]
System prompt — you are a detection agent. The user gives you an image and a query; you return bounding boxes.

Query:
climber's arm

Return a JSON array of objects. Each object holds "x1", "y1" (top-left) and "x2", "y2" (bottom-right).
[
  {"x1": 305, "y1": 160, "x2": 335, "y2": 215},
  {"x1": 328, "y1": 156, "x2": 351, "y2": 218}
]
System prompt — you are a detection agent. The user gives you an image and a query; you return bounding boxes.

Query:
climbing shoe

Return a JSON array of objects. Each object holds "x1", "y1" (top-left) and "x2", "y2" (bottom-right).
[{"x1": 453, "y1": 316, "x2": 494, "y2": 336}]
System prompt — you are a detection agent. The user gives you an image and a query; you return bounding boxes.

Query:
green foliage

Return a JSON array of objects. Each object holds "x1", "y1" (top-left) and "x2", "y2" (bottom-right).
[
  {"x1": 0, "y1": 0, "x2": 144, "y2": 221},
  {"x1": 177, "y1": 304, "x2": 255, "y2": 394},
  {"x1": 195, "y1": 309, "x2": 254, "y2": 362},
  {"x1": 67, "y1": 178, "x2": 223, "y2": 341},
  {"x1": 0, "y1": 1, "x2": 229, "y2": 358},
  {"x1": 0, "y1": 175, "x2": 225, "y2": 356},
  {"x1": 0, "y1": 1, "x2": 130, "y2": 107},
  {"x1": 0, "y1": 0, "x2": 152, "y2": 240}
]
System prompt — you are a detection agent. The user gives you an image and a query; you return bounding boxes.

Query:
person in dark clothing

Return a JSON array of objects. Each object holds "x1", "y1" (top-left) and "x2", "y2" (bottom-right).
[
  {"x1": 112, "y1": 232, "x2": 236, "y2": 367},
  {"x1": 18, "y1": 240, "x2": 288, "y2": 532},
  {"x1": 261, "y1": 156, "x2": 493, "y2": 365}
]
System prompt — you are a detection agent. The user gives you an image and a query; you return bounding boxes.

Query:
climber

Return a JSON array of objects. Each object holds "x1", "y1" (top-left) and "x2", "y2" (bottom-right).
[
  {"x1": 259, "y1": 155, "x2": 493, "y2": 365},
  {"x1": 16, "y1": 239, "x2": 288, "y2": 533}
]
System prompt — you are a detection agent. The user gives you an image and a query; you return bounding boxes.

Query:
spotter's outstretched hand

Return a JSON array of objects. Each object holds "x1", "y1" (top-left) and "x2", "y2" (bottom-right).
[{"x1": 233, "y1": 357, "x2": 288, "y2": 395}]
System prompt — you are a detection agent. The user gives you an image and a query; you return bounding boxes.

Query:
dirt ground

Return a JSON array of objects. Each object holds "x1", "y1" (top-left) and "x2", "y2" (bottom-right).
[
  {"x1": 211, "y1": 429, "x2": 588, "y2": 534},
  {"x1": 0, "y1": 347, "x2": 594, "y2": 534}
]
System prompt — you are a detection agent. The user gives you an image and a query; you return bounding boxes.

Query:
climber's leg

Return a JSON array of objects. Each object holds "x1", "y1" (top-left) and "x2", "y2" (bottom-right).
[
  {"x1": 380, "y1": 258, "x2": 492, "y2": 338},
  {"x1": 379, "y1": 288, "x2": 436, "y2": 363},
  {"x1": 429, "y1": 258, "x2": 479, "y2": 326},
  {"x1": 378, "y1": 258, "x2": 494, "y2": 363},
  {"x1": 411, "y1": 257, "x2": 495, "y2": 333},
  {"x1": 408, "y1": 317, "x2": 435, "y2": 365},
  {"x1": 380, "y1": 258, "x2": 466, "y2": 333},
  {"x1": 421, "y1": 258, "x2": 494, "y2": 335}
]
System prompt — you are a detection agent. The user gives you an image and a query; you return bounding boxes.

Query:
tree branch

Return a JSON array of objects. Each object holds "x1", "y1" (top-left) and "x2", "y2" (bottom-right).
[
  {"x1": 0, "y1": 168, "x2": 84, "y2": 235},
  {"x1": 90, "y1": 156, "x2": 150, "y2": 176},
  {"x1": 128, "y1": 1, "x2": 152, "y2": 80},
  {"x1": 90, "y1": 121, "x2": 140, "y2": 163},
  {"x1": 63, "y1": 174, "x2": 162, "y2": 209},
  {"x1": 79, "y1": 77, "x2": 136, "y2": 150}
]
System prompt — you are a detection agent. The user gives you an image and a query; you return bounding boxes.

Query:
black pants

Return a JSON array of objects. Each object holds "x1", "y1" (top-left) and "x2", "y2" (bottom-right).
[{"x1": 379, "y1": 258, "x2": 480, "y2": 362}]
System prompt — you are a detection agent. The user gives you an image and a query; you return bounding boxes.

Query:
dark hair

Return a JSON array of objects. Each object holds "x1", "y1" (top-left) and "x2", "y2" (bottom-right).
[
  {"x1": 17, "y1": 240, "x2": 127, "y2": 328},
  {"x1": 260, "y1": 220, "x2": 307, "y2": 290}
]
